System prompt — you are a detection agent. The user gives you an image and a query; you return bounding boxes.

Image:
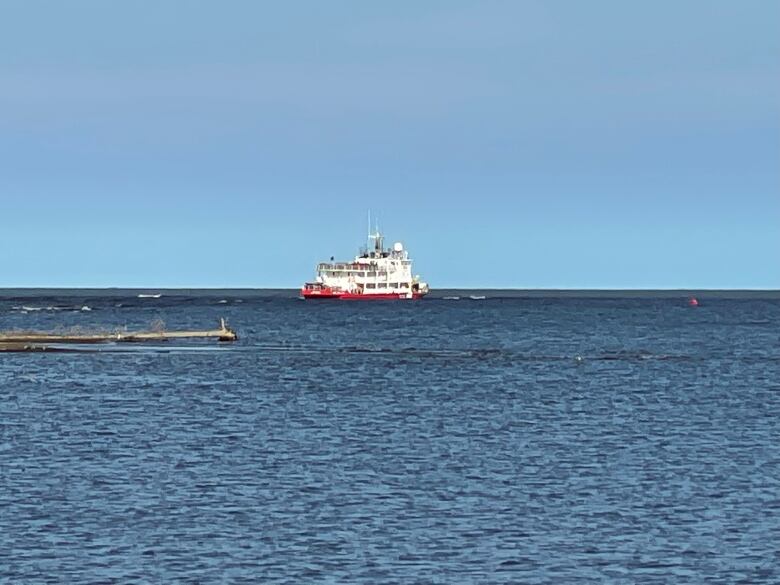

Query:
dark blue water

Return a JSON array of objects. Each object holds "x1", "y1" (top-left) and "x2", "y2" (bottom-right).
[{"x1": 1, "y1": 291, "x2": 779, "y2": 583}]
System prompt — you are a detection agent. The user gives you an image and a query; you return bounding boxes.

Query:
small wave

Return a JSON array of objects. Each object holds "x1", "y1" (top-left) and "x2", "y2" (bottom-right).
[
  {"x1": 469, "y1": 295, "x2": 487, "y2": 300},
  {"x1": 137, "y1": 294, "x2": 162, "y2": 299},
  {"x1": 218, "y1": 299, "x2": 228, "y2": 304},
  {"x1": 13, "y1": 304, "x2": 104, "y2": 314},
  {"x1": 15, "y1": 305, "x2": 63, "y2": 312},
  {"x1": 443, "y1": 296, "x2": 460, "y2": 300}
]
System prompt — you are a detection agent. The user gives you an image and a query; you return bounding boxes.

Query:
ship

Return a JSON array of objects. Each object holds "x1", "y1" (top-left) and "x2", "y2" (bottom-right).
[{"x1": 301, "y1": 227, "x2": 430, "y2": 300}]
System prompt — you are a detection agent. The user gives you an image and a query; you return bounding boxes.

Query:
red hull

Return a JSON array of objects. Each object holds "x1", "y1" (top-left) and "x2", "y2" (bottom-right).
[{"x1": 302, "y1": 289, "x2": 427, "y2": 300}]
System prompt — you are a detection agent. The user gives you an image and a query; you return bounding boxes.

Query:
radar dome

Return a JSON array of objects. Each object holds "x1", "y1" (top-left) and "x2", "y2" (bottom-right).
[{"x1": 393, "y1": 242, "x2": 404, "y2": 252}]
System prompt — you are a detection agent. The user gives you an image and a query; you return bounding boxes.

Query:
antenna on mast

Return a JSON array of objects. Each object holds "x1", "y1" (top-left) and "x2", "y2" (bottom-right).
[
  {"x1": 366, "y1": 210, "x2": 384, "y2": 256},
  {"x1": 367, "y1": 209, "x2": 372, "y2": 251}
]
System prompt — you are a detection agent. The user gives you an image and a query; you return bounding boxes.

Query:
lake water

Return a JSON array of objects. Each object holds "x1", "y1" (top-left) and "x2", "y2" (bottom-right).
[{"x1": 1, "y1": 290, "x2": 778, "y2": 583}]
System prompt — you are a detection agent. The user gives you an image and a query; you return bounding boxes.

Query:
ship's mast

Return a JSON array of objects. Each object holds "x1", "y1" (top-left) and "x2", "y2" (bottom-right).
[{"x1": 367, "y1": 210, "x2": 383, "y2": 256}]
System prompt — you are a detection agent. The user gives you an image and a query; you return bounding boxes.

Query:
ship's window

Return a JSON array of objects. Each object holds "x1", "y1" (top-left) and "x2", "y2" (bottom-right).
[
  {"x1": 367, "y1": 272, "x2": 376, "y2": 277},
  {"x1": 366, "y1": 283, "x2": 376, "y2": 289},
  {"x1": 390, "y1": 282, "x2": 398, "y2": 288},
  {"x1": 400, "y1": 282, "x2": 409, "y2": 288}
]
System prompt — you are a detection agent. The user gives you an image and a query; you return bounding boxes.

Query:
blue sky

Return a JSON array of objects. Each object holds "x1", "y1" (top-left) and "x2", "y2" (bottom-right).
[{"x1": 0, "y1": 1, "x2": 777, "y2": 288}]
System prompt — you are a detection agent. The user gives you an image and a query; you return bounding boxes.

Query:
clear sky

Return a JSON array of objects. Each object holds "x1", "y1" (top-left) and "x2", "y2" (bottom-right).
[{"x1": 0, "y1": 1, "x2": 777, "y2": 288}]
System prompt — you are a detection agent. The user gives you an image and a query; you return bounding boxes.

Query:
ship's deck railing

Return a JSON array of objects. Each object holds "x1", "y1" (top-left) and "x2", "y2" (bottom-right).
[
  {"x1": 317, "y1": 262, "x2": 375, "y2": 270},
  {"x1": 319, "y1": 270, "x2": 406, "y2": 278},
  {"x1": 318, "y1": 263, "x2": 410, "y2": 272}
]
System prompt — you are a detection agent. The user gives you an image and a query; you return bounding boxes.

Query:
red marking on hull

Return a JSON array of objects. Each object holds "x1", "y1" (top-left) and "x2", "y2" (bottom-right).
[{"x1": 301, "y1": 289, "x2": 427, "y2": 301}]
